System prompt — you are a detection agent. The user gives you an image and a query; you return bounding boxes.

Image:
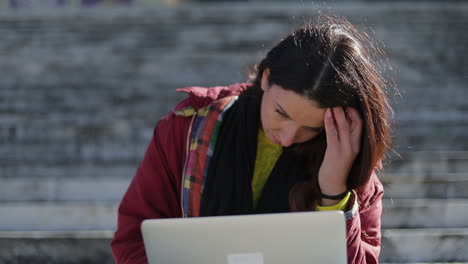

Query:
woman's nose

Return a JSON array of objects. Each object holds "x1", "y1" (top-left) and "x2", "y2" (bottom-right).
[{"x1": 279, "y1": 126, "x2": 298, "y2": 147}]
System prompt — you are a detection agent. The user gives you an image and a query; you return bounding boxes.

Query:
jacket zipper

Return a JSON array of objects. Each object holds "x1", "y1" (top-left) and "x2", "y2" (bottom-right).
[{"x1": 180, "y1": 113, "x2": 196, "y2": 218}]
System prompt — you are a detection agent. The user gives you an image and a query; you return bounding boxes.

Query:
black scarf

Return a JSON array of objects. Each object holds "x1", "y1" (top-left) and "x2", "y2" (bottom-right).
[{"x1": 199, "y1": 86, "x2": 311, "y2": 216}]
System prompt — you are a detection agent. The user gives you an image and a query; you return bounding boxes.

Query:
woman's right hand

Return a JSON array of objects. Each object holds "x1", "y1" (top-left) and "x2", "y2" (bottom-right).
[{"x1": 318, "y1": 107, "x2": 363, "y2": 206}]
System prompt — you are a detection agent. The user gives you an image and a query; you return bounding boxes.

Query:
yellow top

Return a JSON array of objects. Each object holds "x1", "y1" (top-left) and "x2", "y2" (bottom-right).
[
  {"x1": 252, "y1": 129, "x2": 350, "y2": 211},
  {"x1": 252, "y1": 129, "x2": 283, "y2": 208}
]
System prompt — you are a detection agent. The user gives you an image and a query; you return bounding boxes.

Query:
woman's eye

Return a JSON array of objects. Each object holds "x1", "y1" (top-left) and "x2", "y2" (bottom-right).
[{"x1": 275, "y1": 109, "x2": 288, "y2": 118}]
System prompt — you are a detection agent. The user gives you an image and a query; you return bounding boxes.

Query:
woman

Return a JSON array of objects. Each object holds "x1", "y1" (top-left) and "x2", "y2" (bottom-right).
[{"x1": 111, "y1": 16, "x2": 392, "y2": 264}]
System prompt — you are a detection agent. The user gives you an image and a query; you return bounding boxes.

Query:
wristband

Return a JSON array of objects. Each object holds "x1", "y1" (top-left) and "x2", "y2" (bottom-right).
[{"x1": 320, "y1": 190, "x2": 349, "y2": 200}]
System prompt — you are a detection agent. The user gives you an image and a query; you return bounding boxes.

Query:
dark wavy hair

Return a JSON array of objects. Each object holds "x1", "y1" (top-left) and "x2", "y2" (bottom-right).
[{"x1": 248, "y1": 16, "x2": 394, "y2": 211}]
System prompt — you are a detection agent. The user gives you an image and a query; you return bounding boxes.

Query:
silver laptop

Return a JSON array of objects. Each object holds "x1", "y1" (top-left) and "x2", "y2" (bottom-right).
[{"x1": 141, "y1": 211, "x2": 347, "y2": 264}]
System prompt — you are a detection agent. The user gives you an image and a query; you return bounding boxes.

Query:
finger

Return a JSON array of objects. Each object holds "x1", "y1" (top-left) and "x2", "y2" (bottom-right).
[
  {"x1": 346, "y1": 107, "x2": 363, "y2": 132},
  {"x1": 332, "y1": 107, "x2": 351, "y2": 145},
  {"x1": 324, "y1": 108, "x2": 338, "y2": 145},
  {"x1": 346, "y1": 107, "x2": 363, "y2": 152}
]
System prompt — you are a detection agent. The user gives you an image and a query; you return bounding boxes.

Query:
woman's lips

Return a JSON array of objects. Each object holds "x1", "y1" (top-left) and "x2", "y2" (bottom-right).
[
  {"x1": 266, "y1": 130, "x2": 281, "y2": 145},
  {"x1": 272, "y1": 135, "x2": 281, "y2": 145}
]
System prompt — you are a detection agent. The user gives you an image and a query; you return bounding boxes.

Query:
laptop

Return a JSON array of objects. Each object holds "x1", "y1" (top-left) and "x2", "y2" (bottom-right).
[{"x1": 141, "y1": 211, "x2": 347, "y2": 264}]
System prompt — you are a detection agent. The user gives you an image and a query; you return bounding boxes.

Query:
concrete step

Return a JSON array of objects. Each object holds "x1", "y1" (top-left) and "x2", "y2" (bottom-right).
[
  {"x1": 0, "y1": 231, "x2": 113, "y2": 264},
  {"x1": 385, "y1": 151, "x2": 468, "y2": 174},
  {"x1": 395, "y1": 122, "x2": 468, "y2": 152},
  {"x1": 382, "y1": 199, "x2": 468, "y2": 228},
  {"x1": 0, "y1": 141, "x2": 145, "y2": 166},
  {"x1": 1, "y1": 199, "x2": 467, "y2": 230},
  {"x1": 1, "y1": 228, "x2": 468, "y2": 263},
  {"x1": 382, "y1": 177, "x2": 468, "y2": 199},
  {"x1": 381, "y1": 228, "x2": 468, "y2": 263},
  {"x1": 382, "y1": 171, "x2": 468, "y2": 180},
  {"x1": 0, "y1": 202, "x2": 118, "y2": 230},
  {"x1": 0, "y1": 164, "x2": 137, "y2": 179},
  {"x1": 3, "y1": 173, "x2": 468, "y2": 203},
  {"x1": 0, "y1": 177, "x2": 131, "y2": 202}
]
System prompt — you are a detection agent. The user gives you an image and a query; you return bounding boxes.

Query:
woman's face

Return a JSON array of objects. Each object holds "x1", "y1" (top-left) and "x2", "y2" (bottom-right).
[{"x1": 260, "y1": 69, "x2": 326, "y2": 147}]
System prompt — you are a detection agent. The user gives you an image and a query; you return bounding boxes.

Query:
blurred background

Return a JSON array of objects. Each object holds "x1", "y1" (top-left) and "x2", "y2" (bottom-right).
[{"x1": 0, "y1": 0, "x2": 467, "y2": 263}]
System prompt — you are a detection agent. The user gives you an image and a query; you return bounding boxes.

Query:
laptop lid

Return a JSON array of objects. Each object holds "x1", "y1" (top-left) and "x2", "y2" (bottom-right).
[{"x1": 141, "y1": 211, "x2": 347, "y2": 264}]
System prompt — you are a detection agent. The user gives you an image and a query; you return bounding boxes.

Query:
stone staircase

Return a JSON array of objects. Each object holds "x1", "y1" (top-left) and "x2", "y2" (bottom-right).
[
  {"x1": 1, "y1": 2, "x2": 467, "y2": 264},
  {"x1": 1, "y1": 152, "x2": 468, "y2": 263},
  {"x1": 380, "y1": 151, "x2": 468, "y2": 263}
]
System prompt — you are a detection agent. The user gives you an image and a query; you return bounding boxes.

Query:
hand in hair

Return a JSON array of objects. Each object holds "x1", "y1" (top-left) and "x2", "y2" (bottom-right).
[{"x1": 318, "y1": 107, "x2": 363, "y2": 206}]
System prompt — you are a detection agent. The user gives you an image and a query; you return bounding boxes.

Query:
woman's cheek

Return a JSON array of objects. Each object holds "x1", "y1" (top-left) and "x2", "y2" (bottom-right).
[{"x1": 300, "y1": 131, "x2": 320, "y2": 143}]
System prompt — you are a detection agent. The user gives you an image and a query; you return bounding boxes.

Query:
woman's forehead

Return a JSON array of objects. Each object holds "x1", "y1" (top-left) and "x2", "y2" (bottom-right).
[{"x1": 269, "y1": 85, "x2": 325, "y2": 128}]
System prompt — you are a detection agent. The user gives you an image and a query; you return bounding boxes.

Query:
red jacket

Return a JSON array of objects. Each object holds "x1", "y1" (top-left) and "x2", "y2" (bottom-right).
[{"x1": 111, "y1": 83, "x2": 384, "y2": 264}]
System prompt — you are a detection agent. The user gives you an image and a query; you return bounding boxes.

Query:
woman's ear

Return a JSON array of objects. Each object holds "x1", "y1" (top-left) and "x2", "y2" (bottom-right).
[{"x1": 260, "y1": 68, "x2": 270, "y2": 92}]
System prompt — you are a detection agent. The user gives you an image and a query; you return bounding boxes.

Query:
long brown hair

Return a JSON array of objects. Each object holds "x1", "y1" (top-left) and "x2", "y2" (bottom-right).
[{"x1": 249, "y1": 16, "x2": 394, "y2": 211}]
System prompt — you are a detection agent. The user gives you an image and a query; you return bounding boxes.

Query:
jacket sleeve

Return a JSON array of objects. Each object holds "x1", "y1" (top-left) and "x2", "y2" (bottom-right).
[
  {"x1": 345, "y1": 171, "x2": 384, "y2": 264},
  {"x1": 110, "y1": 101, "x2": 192, "y2": 264}
]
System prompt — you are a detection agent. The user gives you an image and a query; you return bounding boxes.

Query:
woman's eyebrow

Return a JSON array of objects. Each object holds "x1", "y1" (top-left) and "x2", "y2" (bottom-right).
[{"x1": 275, "y1": 102, "x2": 324, "y2": 131}]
